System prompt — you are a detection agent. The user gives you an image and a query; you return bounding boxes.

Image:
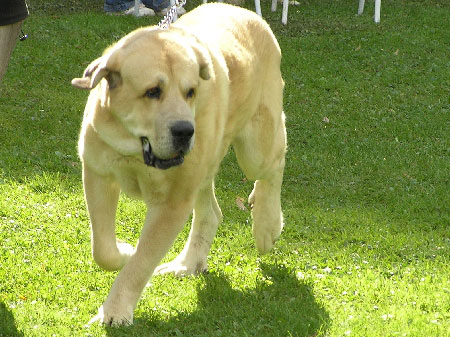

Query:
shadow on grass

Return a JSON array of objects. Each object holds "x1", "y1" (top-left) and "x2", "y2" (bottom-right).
[
  {"x1": 106, "y1": 263, "x2": 329, "y2": 337},
  {"x1": 0, "y1": 302, "x2": 24, "y2": 337}
]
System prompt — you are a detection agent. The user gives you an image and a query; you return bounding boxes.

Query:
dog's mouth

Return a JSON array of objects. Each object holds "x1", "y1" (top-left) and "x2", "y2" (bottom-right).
[{"x1": 140, "y1": 137, "x2": 184, "y2": 170}]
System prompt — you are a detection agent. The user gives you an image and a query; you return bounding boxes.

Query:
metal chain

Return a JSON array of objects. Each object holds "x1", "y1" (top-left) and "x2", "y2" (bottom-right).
[{"x1": 158, "y1": 0, "x2": 187, "y2": 29}]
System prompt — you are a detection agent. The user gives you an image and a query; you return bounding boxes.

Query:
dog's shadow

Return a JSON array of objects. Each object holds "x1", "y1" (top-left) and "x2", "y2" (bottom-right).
[
  {"x1": 0, "y1": 301, "x2": 24, "y2": 337},
  {"x1": 106, "y1": 263, "x2": 329, "y2": 337}
]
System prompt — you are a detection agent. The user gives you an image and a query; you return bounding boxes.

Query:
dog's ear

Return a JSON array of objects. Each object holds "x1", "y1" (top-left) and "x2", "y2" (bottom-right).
[
  {"x1": 71, "y1": 52, "x2": 122, "y2": 90},
  {"x1": 199, "y1": 61, "x2": 211, "y2": 81},
  {"x1": 71, "y1": 56, "x2": 108, "y2": 90},
  {"x1": 191, "y1": 42, "x2": 211, "y2": 81}
]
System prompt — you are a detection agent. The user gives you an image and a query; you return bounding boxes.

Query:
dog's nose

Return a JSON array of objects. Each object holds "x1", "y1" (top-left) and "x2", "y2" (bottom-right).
[{"x1": 170, "y1": 121, "x2": 194, "y2": 149}]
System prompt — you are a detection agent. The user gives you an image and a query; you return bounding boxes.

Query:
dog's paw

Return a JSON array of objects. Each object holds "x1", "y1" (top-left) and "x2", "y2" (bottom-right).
[
  {"x1": 254, "y1": 228, "x2": 280, "y2": 254},
  {"x1": 88, "y1": 304, "x2": 133, "y2": 327},
  {"x1": 117, "y1": 240, "x2": 135, "y2": 260},
  {"x1": 154, "y1": 258, "x2": 207, "y2": 277},
  {"x1": 248, "y1": 191, "x2": 255, "y2": 209},
  {"x1": 253, "y1": 216, "x2": 284, "y2": 255}
]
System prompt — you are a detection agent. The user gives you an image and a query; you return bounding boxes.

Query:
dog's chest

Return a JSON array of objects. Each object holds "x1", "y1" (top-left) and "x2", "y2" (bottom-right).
[{"x1": 112, "y1": 161, "x2": 170, "y2": 202}]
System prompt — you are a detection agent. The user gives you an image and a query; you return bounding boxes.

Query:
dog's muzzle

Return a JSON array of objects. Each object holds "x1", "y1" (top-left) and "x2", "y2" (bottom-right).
[{"x1": 140, "y1": 137, "x2": 184, "y2": 170}]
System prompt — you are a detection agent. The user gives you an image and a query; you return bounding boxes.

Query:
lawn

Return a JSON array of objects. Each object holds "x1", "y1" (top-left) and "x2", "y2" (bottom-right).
[{"x1": 0, "y1": 0, "x2": 449, "y2": 336}]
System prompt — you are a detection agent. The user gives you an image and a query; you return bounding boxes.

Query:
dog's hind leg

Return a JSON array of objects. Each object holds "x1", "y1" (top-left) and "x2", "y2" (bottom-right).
[
  {"x1": 247, "y1": 167, "x2": 284, "y2": 254},
  {"x1": 232, "y1": 77, "x2": 286, "y2": 254},
  {"x1": 83, "y1": 165, "x2": 135, "y2": 271},
  {"x1": 154, "y1": 179, "x2": 222, "y2": 276}
]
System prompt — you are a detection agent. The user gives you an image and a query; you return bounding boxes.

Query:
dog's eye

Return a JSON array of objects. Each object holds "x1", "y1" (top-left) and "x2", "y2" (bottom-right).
[
  {"x1": 186, "y1": 88, "x2": 195, "y2": 99},
  {"x1": 145, "y1": 87, "x2": 162, "y2": 99}
]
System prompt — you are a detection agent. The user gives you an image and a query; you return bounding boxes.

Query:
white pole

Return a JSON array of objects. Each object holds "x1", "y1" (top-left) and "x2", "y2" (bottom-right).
[
  {"x1": 358, "y1": 0, "x2": 365, "y2": 15},
  {"x1": 134, "y1": 0, "x2": 140, "y2": 16},
  {"x1": 271, "y1": 0, "x2": 277, "y2": 12},
  {"x1": 374, "y1": 0, "x2": 381, "y2": 23},
  {"x1": 255, "y1": 0, "x2": 262, "y2": 16},
  {"x1": 281, "y1": 0, "x2": 288, "y2": 25}
]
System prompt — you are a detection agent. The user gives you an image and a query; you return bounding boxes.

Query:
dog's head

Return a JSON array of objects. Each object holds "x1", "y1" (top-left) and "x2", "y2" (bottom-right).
[{"x1": 72, "y1": 28, "x2": 211, "y2": 169}]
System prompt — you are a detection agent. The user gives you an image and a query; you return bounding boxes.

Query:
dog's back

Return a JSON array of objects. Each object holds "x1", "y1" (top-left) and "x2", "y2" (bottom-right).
[{"x1": 175, "y1": 3, "x2": 283, "y2": 137}]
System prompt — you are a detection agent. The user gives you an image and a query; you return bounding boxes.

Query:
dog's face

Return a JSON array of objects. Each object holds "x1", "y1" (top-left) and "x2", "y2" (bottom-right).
[{"x1": 72, "y1": 28, "x2": 211, "y2": 169}]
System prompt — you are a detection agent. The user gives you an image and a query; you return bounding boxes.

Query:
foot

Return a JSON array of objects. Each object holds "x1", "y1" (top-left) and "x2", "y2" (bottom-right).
[
  {"x1": 253, "y1": 225, "x2": 282, "y2": 254},
  {"x1": 88, "y1": 303, "x2": 133, "y2": 327},
  {"x1": 117, "y1": 240, "x2": 135, "y2": 264},
  {"x1": 253, "y1": 214, "x2": 283, "y2": 254},
  {"x1": 248, "y1": 188, "x2": 256, "y2": 208},
  {"x1": 93, "y1": 240, "x2": 135, "y2": 271},
  {"x1": 154, "y1": 255, "x2": 207, "y2": 277},
  {"x1": 124, "y1": 3, "x2": 155, "y2": 16}
]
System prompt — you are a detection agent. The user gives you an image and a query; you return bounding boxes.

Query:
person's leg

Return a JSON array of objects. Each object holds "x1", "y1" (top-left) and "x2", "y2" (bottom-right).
[
  {"x1": 104, "y1": 0, "x2": 134, "y2": 13},
  {"x1": 142, "y1": 0, "x2": 169, "y2": 12},
  {"x1": 0, "y1": 21, "x2": 23, "y2": 84}
]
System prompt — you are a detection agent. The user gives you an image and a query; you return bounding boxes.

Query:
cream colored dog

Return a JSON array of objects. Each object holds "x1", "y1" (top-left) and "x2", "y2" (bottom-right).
[{"x1": 72, "y1": 3, "x2": 286, "y2": 326}]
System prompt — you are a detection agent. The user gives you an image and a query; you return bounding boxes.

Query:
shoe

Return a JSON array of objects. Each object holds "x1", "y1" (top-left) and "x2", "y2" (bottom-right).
[{"x1": 125, "y1": 3, "x2": 156, "y2": 16}]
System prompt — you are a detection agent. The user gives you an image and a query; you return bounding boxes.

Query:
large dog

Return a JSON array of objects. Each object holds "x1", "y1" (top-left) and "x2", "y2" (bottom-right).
[{"x1": 72, "y1": 3, "x2": 286, "y2": 326}]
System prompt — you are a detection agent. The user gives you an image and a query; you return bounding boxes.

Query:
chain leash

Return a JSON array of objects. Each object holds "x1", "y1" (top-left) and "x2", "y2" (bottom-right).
[{"x1": 158, "y1": 0, "x2": 187, "y2": 29}]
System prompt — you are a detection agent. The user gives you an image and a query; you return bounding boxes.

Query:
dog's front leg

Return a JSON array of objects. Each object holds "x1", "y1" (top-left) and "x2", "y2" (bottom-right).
[
  {"x1": 83, "y1": 164, "x2": 135, "y2": 271},
  {"x1": 90, "y1": 199, "x2": 194, "y2": 326},
  {"x1": 155, "y1": 180, "x2": 222, "y2": 276}
]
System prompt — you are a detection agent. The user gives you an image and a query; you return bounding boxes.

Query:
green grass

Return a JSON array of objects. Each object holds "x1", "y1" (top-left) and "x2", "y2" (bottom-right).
[{"x1": 1, "y1": 0, "x2": 449, "y2": 336}]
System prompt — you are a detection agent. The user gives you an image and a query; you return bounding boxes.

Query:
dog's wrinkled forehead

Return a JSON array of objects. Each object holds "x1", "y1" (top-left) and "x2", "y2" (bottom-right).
[
  {"x1": 127, "y1": 29, "x2": 210, "y2": 80},
  {"x1": 120, "y1": 42, "x2": 199, "y2": 88}
]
